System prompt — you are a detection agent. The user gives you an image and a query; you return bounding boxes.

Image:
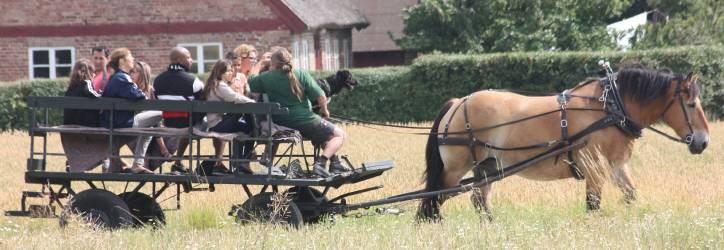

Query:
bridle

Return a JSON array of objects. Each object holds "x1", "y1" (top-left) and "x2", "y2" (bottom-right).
[
  {"x1": 646, "y1": 79, "x2": 695, "y2": 145},
  {"x1": 598, "y1": 61, "x2": 694, "y2": 145}
]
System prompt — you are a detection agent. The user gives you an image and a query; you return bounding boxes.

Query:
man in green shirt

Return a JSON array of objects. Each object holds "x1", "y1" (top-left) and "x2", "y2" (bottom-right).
[{"x1": 249, "y1": 48, "x2": 350, "y2": 178}]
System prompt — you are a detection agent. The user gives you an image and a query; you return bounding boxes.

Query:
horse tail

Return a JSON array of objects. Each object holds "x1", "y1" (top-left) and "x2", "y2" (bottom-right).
[{"x1": 417, "y1": 98, "x2": 457, "y2": 222}]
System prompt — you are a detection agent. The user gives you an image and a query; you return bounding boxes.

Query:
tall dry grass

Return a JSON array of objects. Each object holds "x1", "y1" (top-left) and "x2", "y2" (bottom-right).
[{"x1": 0, "y1": 122, "x2": 721, "y2": 249}]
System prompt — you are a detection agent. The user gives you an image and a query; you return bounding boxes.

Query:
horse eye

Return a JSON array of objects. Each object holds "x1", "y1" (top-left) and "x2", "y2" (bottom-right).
[{"x1": 686, "y1": 102, "x2": 696, "y2": 108}]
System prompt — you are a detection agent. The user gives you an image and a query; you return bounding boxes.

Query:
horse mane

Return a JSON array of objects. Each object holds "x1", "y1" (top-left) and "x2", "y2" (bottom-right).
[{"x1": 615, "y1": 65, "x2": 684, "y2": 105}]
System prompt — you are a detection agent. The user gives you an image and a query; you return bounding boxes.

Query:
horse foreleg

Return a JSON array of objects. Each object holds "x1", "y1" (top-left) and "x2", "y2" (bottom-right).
[
  {"x1": 471, "y1": 184, "x2": 493, "y2": 221},
  {"x1": 585, "y1": 176, "x2": 603, "y2": 211},
  {"x1": 612, "y1": 163, "x2": 637, "y2": 204}
]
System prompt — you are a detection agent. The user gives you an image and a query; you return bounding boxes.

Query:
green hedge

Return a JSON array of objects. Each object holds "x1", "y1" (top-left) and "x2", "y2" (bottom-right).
[
  {"x1": 329, "y1": 46, "x2": 724, "y2": 122},
  {"x1": 0, "y1": 79, "x2": 66, "y2": 131},
  {"x1": 1, "y1": 46, "x2": 721, "y2": 131}
]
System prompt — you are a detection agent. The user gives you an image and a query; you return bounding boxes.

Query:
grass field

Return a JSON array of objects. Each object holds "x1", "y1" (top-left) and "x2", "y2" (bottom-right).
[{"x1": 0, "y1": 122, "x2": 721, "y2": 249}]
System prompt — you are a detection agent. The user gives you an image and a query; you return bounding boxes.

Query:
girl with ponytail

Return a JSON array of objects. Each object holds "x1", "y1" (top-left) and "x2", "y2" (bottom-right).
[{"x1": 249, "y1": 48, "x2": 350, "y2": 178}]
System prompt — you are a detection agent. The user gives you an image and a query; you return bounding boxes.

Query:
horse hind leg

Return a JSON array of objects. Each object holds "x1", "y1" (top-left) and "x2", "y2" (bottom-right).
[{"x1": 470, "y1": 158, "x2": 497, "y2": 221}]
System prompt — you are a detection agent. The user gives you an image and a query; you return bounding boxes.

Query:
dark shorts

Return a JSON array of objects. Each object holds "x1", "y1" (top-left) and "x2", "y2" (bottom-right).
[
  {"x1": 295, "y1": 119, "x2": 336, "y2": 146},
  {"x1": 209, "y1": 113, "x2": 253, "y2": 134}
]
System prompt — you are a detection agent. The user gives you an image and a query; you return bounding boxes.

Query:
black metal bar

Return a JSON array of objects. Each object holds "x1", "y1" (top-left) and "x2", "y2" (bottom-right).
[
  {"x1": 42, "y1": 108, "x2": 48, "y2": 170},
  {"x1": 176, "y1": 184, "x2": 181, "y2": 209},
  {"x1": 328, "y1": 185, "x2": 383, "y2": 203},
  {"x1": 333, "y1": 142, "x2": 585, "y2": 213},
  {"x1": 242, "y1": 184, "x2": 253, "y2": 199},
  {"x1": 153, "y1": 182, "x2": 171, "y2": 199},
  {"x1": 86, "y1": 181, "x2": 97, "y2": 189},
  {"x1": 29, "y1": 104, "x2": 36, "y2": 169},
  {"x1": 26, "y1": 97, "x2": 289, "y2": 115}
]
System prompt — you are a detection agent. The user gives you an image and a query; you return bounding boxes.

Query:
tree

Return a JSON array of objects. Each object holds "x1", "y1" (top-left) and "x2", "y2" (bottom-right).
[
  {"x1": 394, "y1": 0, "x2": 631, "y2": 53},
  {"x1": 630, "y1": 0, "x2": 723, "y2": 49}
]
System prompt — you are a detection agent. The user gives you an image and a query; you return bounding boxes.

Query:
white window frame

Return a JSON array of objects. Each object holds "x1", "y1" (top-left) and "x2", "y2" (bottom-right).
[
  {"x1": 301, "y1": 39, "x2": 310, "y2": 70},
  {"x1": 342, "y1": 38, "x2": 350, "y2": 68},
  {"x1": 177, "y1": 42, "x2": 223, "y2": 74},
  {"x1": 332, "y1": 38, "x2": 339, "y2": 71},
  {"x1": 323, "y1": 37, "x2": 331, "y2": 70},
  {"x1": 28, "y1": 47, "x2": 75, "y2": 79},
  {"x1": 292, "y1": 38, "x2": 301, "y2": 68}
]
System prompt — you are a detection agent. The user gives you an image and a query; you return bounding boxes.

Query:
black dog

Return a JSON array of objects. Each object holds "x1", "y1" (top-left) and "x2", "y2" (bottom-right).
[{"x1": 312, "y1": 70, "x2": 358, "y2": 114}]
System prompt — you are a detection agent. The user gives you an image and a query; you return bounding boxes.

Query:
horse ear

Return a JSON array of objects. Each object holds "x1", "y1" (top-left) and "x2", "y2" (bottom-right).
[
  {"x1": 685, "y1": 72, "x2": 700, "y2": 101},
  {"x1": 686, "y1": 72, "x2": 694, "y2": 81}
]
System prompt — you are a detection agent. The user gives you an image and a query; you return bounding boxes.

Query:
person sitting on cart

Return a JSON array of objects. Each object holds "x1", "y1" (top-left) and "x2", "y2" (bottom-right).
[
  {"x1": 202, "y1": 59, "x2": 256, "y2": 173},
  {"x1": 100, "y1": 48, "x2": 154, "y2": 174},
  {"x1": 249, "y1": 48, "x2": 351, "y2": 178},
  {"x1": 153, "y1": 47, "x2": 205, "y2": 174}
]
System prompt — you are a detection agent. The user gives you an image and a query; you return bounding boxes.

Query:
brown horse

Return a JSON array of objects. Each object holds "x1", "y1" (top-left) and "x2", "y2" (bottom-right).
[{"x1": 417, "y1": 66, "x2": 710, "y2": 221}]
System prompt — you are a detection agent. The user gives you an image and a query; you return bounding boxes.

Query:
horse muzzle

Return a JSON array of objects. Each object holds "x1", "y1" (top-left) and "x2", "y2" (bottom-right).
[{"x1": 688, "y1": 132, "x2": 709, "y2": 154}]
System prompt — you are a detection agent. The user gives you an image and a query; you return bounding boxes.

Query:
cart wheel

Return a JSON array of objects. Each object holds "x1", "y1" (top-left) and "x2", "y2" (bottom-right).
[
  {"x1": 234, "y1": 192, "x2": 303, "y2": 228},
  {"x1": 118, "y1": 192, "x2": 165, "y2": 228},
  {"x1": 286, "y1": 187, "x2": 328, "y2": 223},
  {"x1": 59, "y1": 189, "x2": 133, "y2": 229}
]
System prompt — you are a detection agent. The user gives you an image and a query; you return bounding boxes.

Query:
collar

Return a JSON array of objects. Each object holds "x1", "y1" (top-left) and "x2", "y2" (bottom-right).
[
  {"x1": 168, "y1": 63, "x2": 189, "y2": 72},
  {"x1": 599, "y1": 76, "x2": 643, "y2": 138}
]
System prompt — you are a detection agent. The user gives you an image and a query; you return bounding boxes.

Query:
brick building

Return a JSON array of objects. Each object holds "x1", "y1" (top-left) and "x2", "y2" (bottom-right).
[{"x1": 0, "y1": 0, "x2": 368, "y2": 82}]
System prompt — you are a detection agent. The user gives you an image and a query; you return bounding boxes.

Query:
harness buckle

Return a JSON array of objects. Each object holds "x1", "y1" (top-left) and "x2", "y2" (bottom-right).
[
  {"x1": 560, "y1": 119, "x2": 568, "y2": 128},
  {"x1": 685, "y1": 134, "x2": 693, "y2": 145}
]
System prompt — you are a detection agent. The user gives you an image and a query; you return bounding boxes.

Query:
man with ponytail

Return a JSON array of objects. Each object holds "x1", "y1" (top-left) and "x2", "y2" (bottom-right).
[{"x1": 249, "y1": 48, "x2": 350, "y2": 178}]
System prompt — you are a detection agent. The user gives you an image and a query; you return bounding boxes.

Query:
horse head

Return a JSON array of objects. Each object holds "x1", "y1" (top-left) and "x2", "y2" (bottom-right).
[
  {"x1": 661, "y1": 72, "x2": 710, "y2": 154},
  {"x1": 617, "y1": 67, "x2": 710, "y2": 154}
]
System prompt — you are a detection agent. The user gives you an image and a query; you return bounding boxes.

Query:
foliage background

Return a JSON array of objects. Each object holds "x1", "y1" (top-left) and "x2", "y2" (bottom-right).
[{"x1": 2, "y1": 46, "x2": 721, "y2": 130}]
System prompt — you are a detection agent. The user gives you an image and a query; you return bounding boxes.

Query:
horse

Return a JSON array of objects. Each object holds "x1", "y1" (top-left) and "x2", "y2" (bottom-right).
[
  {"x1": 417, "y1": 66, "x2": 710, "y2": 221},
  {"x1": 312, "y1": 70, "x2": 358, "y2": 114}
]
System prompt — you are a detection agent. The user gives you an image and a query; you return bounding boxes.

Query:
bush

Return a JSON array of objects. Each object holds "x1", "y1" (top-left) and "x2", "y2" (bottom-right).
[
  {"x1": 0, "y1": 79, "x2": 66, "y2": 131},
  {"x1": 329, "y1": 46, "x2": 724, "y2": 122}
]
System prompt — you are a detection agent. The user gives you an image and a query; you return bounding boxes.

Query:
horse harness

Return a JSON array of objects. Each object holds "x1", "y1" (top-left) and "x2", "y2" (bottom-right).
[{"x1": 434, "y1": 73, "x2": 692, "y2": 180}]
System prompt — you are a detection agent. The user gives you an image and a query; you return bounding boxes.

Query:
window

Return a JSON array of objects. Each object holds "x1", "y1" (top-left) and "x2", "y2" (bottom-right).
[
  {"x1": 28, "y1": 47, "x2": 75, "y2": 79},
  {"x1": 177, "y1": 43, "x2": 222, "y2": 74}
]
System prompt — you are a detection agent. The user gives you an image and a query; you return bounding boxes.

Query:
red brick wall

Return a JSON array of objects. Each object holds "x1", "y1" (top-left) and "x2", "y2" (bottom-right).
[
  {"x1": 0, "y1": 31, "x2": 292, "y2": 82},
  {"x1": 1, "y1": 0, "x2": 274, "y2": 26},
  {"x1": 0, "y1": 0, "x2": 298, "y2": 82}
]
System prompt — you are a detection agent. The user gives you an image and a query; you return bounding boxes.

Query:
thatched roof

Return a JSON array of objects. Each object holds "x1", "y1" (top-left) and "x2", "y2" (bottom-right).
[{"x1": 281, "y1": 0, "x2": 369, "y2": 31}]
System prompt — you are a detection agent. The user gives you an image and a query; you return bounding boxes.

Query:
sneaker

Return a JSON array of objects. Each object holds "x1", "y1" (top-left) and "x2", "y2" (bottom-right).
[
  {"x1": 329, "y1": 160, "x2": 352, "y2": 175},
  {"x1": 234, "y1": 162, "x2": 254, "y2": 175},
  {"x1": 313, "y1": 161, "x2": 331, "y2": 178}
]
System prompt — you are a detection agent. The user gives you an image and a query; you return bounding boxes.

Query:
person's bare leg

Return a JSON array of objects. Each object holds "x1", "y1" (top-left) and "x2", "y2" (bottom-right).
[
  {"x1": 213, "y1": 138, "x2": 226, "y2": 166},
  {"x1": 156, "y1": 137, "x2": 171, "y2": 158},
  {"x1": 322, "y1": 127, "x2": 345, "y2": 158},
  {"x1": 173, "y1": 138, "x2": 189, "y2": 172},
  {"x1": 314, "y1": 127, "x2": 346, "y2": 177}
]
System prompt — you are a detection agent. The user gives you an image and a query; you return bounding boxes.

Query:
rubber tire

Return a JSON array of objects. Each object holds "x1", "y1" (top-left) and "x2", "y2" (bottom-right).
[
  {"x1": 60, "y1": 189, "x2": 133, "y2": 229},
  {"x1": 234, "y1": 192, "x2": 303, "y2": 229},
  {"x1": 118, "y1": 192, "x2": 165, "y2": 228},
  {"x1": 286, "y1": 187, "x2": 328, "y2": 223}
]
